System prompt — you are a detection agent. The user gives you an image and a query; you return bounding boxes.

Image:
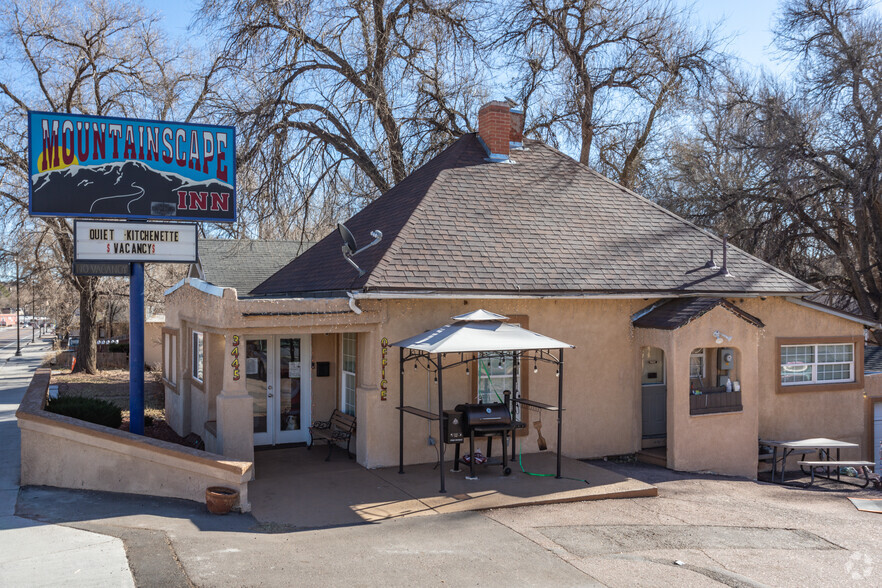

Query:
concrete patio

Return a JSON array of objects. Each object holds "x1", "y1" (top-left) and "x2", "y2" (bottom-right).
[{"x1": 248, "y1": 447, "x2": 657, "y2": 528}]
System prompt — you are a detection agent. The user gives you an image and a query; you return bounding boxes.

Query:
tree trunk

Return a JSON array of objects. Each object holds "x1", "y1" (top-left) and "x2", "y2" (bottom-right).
[
  {"x1": 74, "y1": 276, "x2": 99, "y2": 374},
  {"x1": 579, "y1": 92, "x2": 595, "y2": 166}
]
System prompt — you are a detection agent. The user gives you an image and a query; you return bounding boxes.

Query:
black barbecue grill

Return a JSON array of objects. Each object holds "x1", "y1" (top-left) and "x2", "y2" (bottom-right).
[
  {"x1": 455, "y1": 402, "x2": 512, "y2": 428},
  {"x1": 446, "y1": 400, "x2": 522, "y2": 479}
]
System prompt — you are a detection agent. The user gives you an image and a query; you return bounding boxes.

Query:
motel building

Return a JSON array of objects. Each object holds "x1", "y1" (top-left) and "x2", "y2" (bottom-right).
[{"x1": 150, "y1": 101, "x2": 880, "y2": 510}]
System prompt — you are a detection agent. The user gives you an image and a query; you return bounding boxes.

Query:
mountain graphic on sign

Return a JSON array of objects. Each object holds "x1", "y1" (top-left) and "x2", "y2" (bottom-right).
[{"x1": 31, "y1": 160, "x2": 234, "y2": 219}]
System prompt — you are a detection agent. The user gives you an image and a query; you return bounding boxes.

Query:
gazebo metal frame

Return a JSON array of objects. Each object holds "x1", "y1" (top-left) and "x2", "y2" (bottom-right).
[{"x1": 393, "y1": 314, "x2": 572, "y2": 493}]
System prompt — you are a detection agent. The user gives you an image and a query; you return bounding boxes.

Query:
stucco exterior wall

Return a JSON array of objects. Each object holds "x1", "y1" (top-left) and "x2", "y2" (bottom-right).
[
  {"x1": 145, "y1": 321, "x2": 163, "y2": 369},
  {"x1": 18, "y1": 369, "x2": 252, "y2": 510},
  {"x1": 163, "y1": 281, "x2": 385, "y2": 467},
  {"x1": 371, "y1": 298, "x2": 645, "y2": 469},
  {"x1": 310, "y1": 334, "x2": 338, "y2": 424},
  {"x1": 165, "y1": 384, "x2": 185, "y2": 435},
  {"x1": 163, "y1": 280, "x2": 869, "y2": 478},
  {"x1": 636, "y1": 306, "x2": 760, "y2": 478},
  {"x1": 738, "y1": 297, "x2": 865, "y2": 461}
]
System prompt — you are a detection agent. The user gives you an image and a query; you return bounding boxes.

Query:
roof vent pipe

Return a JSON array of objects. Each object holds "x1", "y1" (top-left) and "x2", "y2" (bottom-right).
[
  {"x1": 706, "y1": 248, "x2": 719, "y2": 270},
  {"x1": 721, "y1": 234, "x2": 731, "y2": 277}
]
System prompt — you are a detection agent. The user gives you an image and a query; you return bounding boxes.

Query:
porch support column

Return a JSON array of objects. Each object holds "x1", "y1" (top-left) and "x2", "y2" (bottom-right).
[
  {"x1": 217, "y1": 332, "x2": 254, "y2": 465},
  {"x1": 556, "y1": 348, "x2": 564, "y2": 479},
  {"x1": 437, "y1": 353, "x2": 445, "y2": 493}
]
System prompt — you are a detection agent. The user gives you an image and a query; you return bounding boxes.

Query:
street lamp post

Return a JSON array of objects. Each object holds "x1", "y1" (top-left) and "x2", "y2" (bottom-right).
[
  {"x1": 14, "y1": 254, "x2": 21, "y2": 357},
  {"x1": 31, "y1": 277, "x2": 35, "y2": 343}
]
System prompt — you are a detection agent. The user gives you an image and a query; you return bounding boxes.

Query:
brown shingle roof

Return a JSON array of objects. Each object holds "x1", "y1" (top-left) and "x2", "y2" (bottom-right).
[
  {"x1": 252, "y1": 134, "x2": 816, "y2": 297},
  {"x1": 632, "y1": 297, "x2": 764, "y2": 330}
]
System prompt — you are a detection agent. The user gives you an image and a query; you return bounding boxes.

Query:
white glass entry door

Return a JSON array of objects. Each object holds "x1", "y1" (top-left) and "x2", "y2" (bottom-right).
[{"x1": 246, "y1": 335, "x2": 311, "y2": 446}]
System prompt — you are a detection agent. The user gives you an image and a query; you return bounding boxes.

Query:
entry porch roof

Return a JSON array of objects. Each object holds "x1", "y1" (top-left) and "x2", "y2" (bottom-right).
[
  {"x1": 391, "y1": 309, "x2": 574, "y2": 353},
  {"x1": 631, "y1": 297, "x2": 764, "y2": 330}
]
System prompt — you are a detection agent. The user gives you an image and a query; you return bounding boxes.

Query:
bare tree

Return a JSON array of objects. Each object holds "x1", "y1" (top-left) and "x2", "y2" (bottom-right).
[
  {"x1": 499, "y1": 0, "x2": 719, "y2": 189},
  {"x1": 657, "y1": 0, "x2": 882, "y2": 336},
  {"x1": 0, "y1": 0, "x2": 217, "y2": 372},
  {"x1": 202, "y1": 0, "x2": 488, "y2": 240}
]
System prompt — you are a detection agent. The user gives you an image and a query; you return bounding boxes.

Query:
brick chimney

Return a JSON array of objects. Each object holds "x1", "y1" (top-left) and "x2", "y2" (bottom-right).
[{"x1": 478, "y1": 100, "x2": 525, "y2": 161}]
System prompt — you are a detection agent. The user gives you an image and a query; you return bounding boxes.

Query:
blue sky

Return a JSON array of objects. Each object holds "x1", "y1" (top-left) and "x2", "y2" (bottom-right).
[
  {"x1": 146, "y1": 0, "x2": 789, "y2": 76},
  {"x1": 691, "y1": 0, "x2": 788, "y2": 74}
]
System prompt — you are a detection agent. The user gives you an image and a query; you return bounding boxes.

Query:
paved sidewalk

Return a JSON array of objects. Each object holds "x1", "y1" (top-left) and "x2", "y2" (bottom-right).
[{"x1": 0, "y1": 340, "x2": 134, "y2": 587}]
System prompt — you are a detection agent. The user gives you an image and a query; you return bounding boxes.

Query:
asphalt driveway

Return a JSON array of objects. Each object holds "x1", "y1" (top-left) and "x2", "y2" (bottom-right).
[{"x1": 14, "y1": 460, "x2": 882, "y2": 587}]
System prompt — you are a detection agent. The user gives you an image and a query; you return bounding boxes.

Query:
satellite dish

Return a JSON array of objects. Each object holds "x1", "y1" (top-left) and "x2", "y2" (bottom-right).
[
  {"x1": 337, "y1": 223, "x2": 357, "y2": 255},
  {"x1": 337, "y1": 222, "x2": 383, "y2": 277}
]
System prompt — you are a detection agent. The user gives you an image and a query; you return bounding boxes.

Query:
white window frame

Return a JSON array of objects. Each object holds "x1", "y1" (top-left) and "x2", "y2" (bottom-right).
[
  {"x1": 780, "y1": 342, "x2": 855, "y2": 386},
  {"x1": 163, "y1": 331, "x2": 177, "y2": 386},
  {"x1": 192, "y1": 331, "x2": 204, "y2": 383},
  {"x1": 341, "y1": 333, "x2": 356, "y2": 416},
  {"x1": 689, "y1": 348, "x2": 706, "y2": 380},
  {"x1": 476, "y1": 352, "x2": 520, "y2": 405}
]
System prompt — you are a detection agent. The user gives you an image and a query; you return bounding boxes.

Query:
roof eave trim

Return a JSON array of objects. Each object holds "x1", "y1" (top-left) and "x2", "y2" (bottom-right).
[
  {"x1": 350, "y1": 290, "x2": 814, "y2": 300},
  {"x1": 786, "y1": 297, "x2": 880, "y2": 328}
]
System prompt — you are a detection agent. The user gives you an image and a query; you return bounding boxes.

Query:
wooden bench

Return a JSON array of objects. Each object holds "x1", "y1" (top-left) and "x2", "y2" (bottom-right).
[
  {"x1": 797, "y1": 460, "x2": 876, "y2": 488},
  {"x1": 308, "y1": 409, "x2": 356, "y2": 461}
]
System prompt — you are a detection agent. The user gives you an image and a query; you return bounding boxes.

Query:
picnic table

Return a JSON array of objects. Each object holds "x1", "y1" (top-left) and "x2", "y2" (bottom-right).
[{"x1": 760, "y1": 438, "x2": 871, "y2": 486}]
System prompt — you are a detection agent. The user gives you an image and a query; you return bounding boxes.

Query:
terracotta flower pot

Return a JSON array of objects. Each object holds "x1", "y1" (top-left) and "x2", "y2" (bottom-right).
[{"x1": 205, "y1": 486, "x2": 238, "y2": 514}]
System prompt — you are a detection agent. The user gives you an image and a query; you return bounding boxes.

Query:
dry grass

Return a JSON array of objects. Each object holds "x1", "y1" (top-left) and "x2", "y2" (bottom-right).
[
  {"x1": 50, "y1": 368, "x2": 192, "y2": 446},
  {"x1": 51, "y1": 368, "x2": 165, "y2": 418}
]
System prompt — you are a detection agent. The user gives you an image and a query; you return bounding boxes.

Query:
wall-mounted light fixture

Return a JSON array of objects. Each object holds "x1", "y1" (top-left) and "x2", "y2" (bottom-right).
[{"x1": 713, "y1": 330, "x2": 732, "y2": 345}]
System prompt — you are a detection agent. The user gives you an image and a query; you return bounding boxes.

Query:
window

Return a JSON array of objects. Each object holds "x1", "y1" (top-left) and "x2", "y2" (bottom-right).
[
  {"x1": 192, "y1": 331, "x2": 204, "y2": 383},
  {"x1": 477, "y1": 353, "x2": 518, "y2": 404},
  {"x1": 780, "y1": 342, "x2": 854, "y2": 386},
  {"x1": 341, "y1": 333, "x2": 356, "y2": 416},
  {"x1": 163, "y1": 330, "x2": 177, "y2": 386},
  {"x1": 641, "y1": 347, "x2": 665, "y2": 385},
  {"x1": 689, "y1": 349, "x2": 706, "y2": 380}
]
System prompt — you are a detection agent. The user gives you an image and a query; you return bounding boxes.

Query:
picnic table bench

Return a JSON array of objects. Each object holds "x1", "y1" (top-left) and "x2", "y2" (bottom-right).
[
  {"x1": 760, "y1": 438, "x2": 862, "y2": 485},
  {"x1": 760, "y1": 438, "x2": 875, "y2": 488},
  {"x1": 308, "y1": 409, "x2": 356, "y2": 461},
  {"x1": 797, "y1": 460, "x2": 876, "y2": 488}
]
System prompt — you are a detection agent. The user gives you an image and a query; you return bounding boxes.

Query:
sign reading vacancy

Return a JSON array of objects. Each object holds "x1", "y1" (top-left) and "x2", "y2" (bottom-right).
[
  {"x1": 75, "y1": 220, "x2": 197, "y2": 263},
  {"x1": 28, "y1": 111, "x2": 235, "y2": 222}
]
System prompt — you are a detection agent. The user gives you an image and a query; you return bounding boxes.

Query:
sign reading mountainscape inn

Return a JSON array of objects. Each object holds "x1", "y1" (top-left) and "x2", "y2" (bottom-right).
[
  {"x1": 27, "y1": 112, "x2": 236, "y2": 222},
  {"x1": 26, "y1": 109, "x2": 236, "y2": 436}
]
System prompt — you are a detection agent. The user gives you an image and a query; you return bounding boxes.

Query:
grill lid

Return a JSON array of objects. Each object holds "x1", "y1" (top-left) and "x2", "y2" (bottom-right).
[{"x1": 454, "y1": 402, "x2": 512, "y2": 427}]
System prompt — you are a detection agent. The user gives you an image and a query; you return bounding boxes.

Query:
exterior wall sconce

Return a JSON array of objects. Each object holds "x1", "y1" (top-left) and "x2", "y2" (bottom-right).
[{"x1": 713, "y1": 330, "x2": 733, "y2": 345}]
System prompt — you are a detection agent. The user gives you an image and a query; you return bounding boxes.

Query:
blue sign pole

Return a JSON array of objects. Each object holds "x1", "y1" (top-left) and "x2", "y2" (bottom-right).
[{"x1": 129, "y1": 262, "x2": 145, "y2": 435}]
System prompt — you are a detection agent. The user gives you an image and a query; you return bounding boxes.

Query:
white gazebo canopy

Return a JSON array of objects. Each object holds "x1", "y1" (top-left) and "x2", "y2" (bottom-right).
[{"x1": 391, "y1": 310, "x2": 574, "y2": 353}]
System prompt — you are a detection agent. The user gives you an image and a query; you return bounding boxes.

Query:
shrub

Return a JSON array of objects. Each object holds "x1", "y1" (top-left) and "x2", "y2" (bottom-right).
[{"x1": 45, "y1": 396, "x2": 123, "y2": 429}]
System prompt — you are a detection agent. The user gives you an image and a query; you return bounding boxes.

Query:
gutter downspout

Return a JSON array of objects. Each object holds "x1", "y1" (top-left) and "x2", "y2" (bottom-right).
[{"x1": 347, "y1": 292, "x2": 363, "y2": 315}]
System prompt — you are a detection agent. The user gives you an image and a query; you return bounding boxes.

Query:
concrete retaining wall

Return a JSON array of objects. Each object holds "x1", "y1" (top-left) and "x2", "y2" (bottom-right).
[{"x1": 17, "y1": 369, "x2": 253, "y2": 511}]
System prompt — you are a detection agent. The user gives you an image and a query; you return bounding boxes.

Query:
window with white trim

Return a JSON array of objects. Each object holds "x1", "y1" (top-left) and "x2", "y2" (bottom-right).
[
  {"x1": 163, "y1": 331, "x2": 177, "y2": 385},
  {"x1": 341, "y1": 333, "x2": 356, "y2": 416},
  {"x1": 192, "y1": 331, "x2": 204, "y2": 383},
  {"x1": 689, "y1": 348, "x2": 706, "y2": 380},
  {"x1": 780, "y1": 343, "x2": 854, "y2": 386},
  {"x1": 477, "y1": 353, "x2": 518, "y2": 404}
]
